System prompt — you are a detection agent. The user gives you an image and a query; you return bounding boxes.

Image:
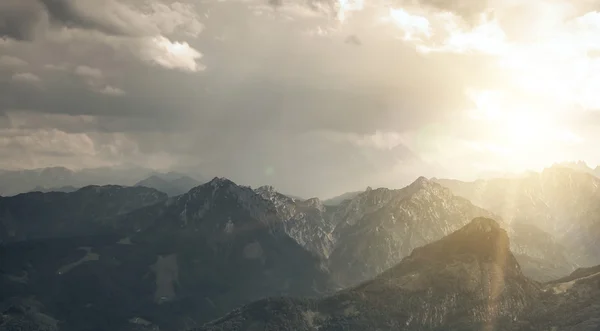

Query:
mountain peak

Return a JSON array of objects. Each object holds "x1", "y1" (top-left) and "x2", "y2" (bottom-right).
[
  {"x1": 208, "y1": 177, "x2": 235, "y2": 187},
  {"x1": 460, "y1": 216, "x2": 502, "y2": 234},
  {"x1": 304, "y1": 197, "x2": 325, "y2": 211},
  {"x1": 405, "y1": 217, "x2": 514, "y2": 270},
  {"x1": 373, "y1": 216, "x2": 529, "y2": 304},
  {"x1": 255, "y1": 185, "x2": 276, "y2": 194},
  {"x1": 409, "y1": 176, "x2": 430, "y2": 188}
]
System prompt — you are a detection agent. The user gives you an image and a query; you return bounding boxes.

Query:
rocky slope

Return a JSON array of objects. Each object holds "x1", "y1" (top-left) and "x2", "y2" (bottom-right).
[
  {"x1": 434, "y1": 166, "x2": 600, "y2": 266},
  {"x1": 0, "y1": 178, "x2": 334, "y2": 331},
  {"x1": 255, "y1": 186, "x2": 337, "y2": 259},
  {"x1": 255, "y1": 177, "x2": 575, "y2": 284},
  {"x1": 0, "y1": 185, "x2": 167, "y2": 243},
  {"x1": 508, "y1": 222, "x2": 577, "y2": 282},
  {"x1": 327, "y1": 178, "x2": 500, "y2": 286},
  {"x1": 194, "y1": 218, "x2": 600, "y2": 331},
  {"x1": 194, "y1": 218, "x2": 544, "y2": 331}
]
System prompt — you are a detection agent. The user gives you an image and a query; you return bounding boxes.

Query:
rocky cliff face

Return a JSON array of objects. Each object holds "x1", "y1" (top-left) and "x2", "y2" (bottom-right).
[
  {"x1": 255, "y1": 186, "x2": 337, "y2": 259},
  {"x1": 255, "y1": 177, "x2": 575, "y2": 285},
  {"x1": 327, "y1": 178, "x2": 499, "y2": 286}
]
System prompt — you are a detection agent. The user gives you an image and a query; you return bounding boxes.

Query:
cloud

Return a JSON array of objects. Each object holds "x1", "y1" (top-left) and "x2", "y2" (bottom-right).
[
  {"x1": 71, "y1": 65, "x2": 125, "y2": 95},
  {"x1": 12, "y1": 72, "x2": 41, "y2": 83},
  {"x1": 74, "y1": 65, "x2": 103, "y2": 79},
  {"x1": 44, "y1": 63, "x2": 68, "y2": 71},
  {"x1": 0, "y1": 0, "x2": 48, "y2": 41},
  {"x1": 39, "y1": 0, "x2": 155, "y2": 37},
  {"x1": 1, "y1": 0, "x2": 600, "y2": 197},
  {"x1": 98, "y1": 85, "x2": 125, "y2": 96},
  {"x1": 0, "y1": 0, "x2": 206, "y2": 72},
  {"x1": 0, "y1": 55, "x2": 28, "y2": 68},
  {"x1": 138, "y1": 36, "x2": 205, "y2": 72}
]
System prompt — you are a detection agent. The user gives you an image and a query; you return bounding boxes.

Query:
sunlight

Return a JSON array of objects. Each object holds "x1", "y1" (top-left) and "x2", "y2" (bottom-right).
[
  {"x1": 465, "y1": 88, "x2": 584, "y2": 171},
  {"x1": 337, "y1": 0, "x2": 364, "y2": 22},
  {"x1": 389, "y1": 8, "x2": 431, "y2": 40},
  {"x1": 377, "y1": 4, "x2": 598, "y2": 172}
]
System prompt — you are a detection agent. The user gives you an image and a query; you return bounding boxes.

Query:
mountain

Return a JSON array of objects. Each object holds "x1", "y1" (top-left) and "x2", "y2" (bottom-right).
[
  {"x1": 135, "y1": 173, "x2": 204, "y2": 197},
  {"x1": 195, "y1": 218, "x2": 544, "y2": 331},
  {"x1": 521, "y1": 267, "x2": 600, "y2": 330},
  {"x1": 433, "y1": 166, "x2": 600, "y2": 266},
  {"x1": 327, "y1": 177, "x2": 501, "y2": 286},
  {"x1": 254, "y1": 178, "x2": 575, "y2": 284},
  {"x1": 255, "y1": 186, "x2": 337, "y2": 259},
  {"x1": 323, "y1": 191, "x2": 363, "y2": 206},
  {"x1": 508, "y1": 222, "x2": 577, "y2": 282},
  {"x1": 29, "y1": 185, "x2": 79, "y2": 193},
  {"x1": 0, "y1": 166, "x2": 158, "y2": 197},
  {"x1": 0, "y1": 185, "x2": 167, "y2": 243},
  {"x1": 0, "y1": 178, "x2": 334, "y2": 331},
  {"x1": 554, "y1": 160, "x2": 600, "y2": 177}
]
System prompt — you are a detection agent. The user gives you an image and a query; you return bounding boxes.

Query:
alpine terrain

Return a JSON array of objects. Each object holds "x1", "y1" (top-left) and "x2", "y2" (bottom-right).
[
  {"x1": 194, "y1": 218, "x2": 600, "y2": 331},
  {"x1": 434, "y1": 166, "x2": 600, "y2": 266},
  {"x1": 0, "y1": 178, "x2": 334, "y2": 331}
]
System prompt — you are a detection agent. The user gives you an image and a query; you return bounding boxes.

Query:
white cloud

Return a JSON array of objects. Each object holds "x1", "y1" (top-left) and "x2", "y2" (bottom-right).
[
  {"x1": 0, "y1": 55, "x2": 28, "y2": 68},
  {"x1": 139, "y1": 36, "x2": 205, "y2": 72},
  {"x1": 388, "y1": 8, "x2": 432, "y2": 41},
  {"x1": 12, "y1": 72, "x2": 41, "y2": 83}
]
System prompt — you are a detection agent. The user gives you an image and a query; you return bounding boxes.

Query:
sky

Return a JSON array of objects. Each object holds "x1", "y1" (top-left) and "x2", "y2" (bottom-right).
[{"x1": 1, "y1": 0, "x2": 599, "y2": 198}]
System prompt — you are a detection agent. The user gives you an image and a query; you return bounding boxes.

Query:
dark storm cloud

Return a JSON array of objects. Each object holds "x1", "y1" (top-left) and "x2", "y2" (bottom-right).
[
  {"x1": 0, "y1": 0, "x2": 47, "y2": 41},
  {"x1": 40, "y1": 0, "x2": 137, "y2": 36},
  {"x1": 0, "y1": 0, "x2": 154, "y2": 41},
  {"x1": 0, "y1": 0, "x2": 497, "y2": 136}
]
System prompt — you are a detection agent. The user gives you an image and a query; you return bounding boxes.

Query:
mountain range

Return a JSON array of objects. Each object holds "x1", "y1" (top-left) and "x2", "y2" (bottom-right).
[
  {"x1": 433, "y1": 166, "x2": 600, "y2": 267},
  {"x1": 1, "y1": 178, "x2": 333, "y2": 331},
  {"x1": 196, "y1": 218, "x2": 600, "y2": 331},
  {"x1": 0, "y1": 167, "x2": 207, "y2": 197},
  {"x1": 1, "y1": 166, "x2": 600, "y2": 330}
]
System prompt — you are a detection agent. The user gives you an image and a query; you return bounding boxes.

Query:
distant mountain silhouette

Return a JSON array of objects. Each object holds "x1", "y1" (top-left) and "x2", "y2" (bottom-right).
[
  {"x1": 0, "y1": 167, "x2": 208, "y2": 197},
  {"x1": 29, "y1": 185, "x2": 79, "y2": 193},
  {"x1": 135, "y1": 173, "x2": 204, "y2": 197}
]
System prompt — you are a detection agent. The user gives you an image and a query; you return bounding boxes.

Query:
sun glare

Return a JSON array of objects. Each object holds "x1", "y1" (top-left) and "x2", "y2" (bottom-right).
[{"x1": 379, "y1": 4, "x2": 598, "y2": 171}]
